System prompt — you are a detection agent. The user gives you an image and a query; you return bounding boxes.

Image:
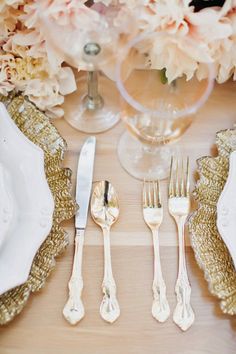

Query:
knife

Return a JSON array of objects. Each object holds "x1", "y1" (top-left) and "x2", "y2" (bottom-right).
[{"x1": 63, "y1": 136, "x2": 96, "y2": 325}]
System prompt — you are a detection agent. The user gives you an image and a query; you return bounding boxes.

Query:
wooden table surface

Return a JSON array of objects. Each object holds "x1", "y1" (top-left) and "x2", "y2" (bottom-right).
[{"x1": 1, "y1": 81, "x2": 236, "y2": 354}]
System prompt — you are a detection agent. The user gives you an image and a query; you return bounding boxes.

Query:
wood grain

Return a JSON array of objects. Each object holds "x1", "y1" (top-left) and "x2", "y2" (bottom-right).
[{"x1": 0, "y1": 81, "x2": 236, "y2": 354}]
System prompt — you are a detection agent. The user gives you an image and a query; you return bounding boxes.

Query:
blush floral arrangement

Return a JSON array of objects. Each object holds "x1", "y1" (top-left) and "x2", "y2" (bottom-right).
[{"x1": 0, "y1": 0, "x2": 236, "y2": 118}]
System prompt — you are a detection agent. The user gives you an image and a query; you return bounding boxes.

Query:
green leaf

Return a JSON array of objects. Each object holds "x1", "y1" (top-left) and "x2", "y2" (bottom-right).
[{"x1": 160, "y1": 68, "x2": 168, "y2": 84}]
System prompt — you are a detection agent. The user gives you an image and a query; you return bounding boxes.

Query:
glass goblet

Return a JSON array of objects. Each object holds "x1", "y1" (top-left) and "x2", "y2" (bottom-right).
[
  {"x1": 115, "y1": 32, "x2": 215, "y2": 180},
  {"x1": 63, "y1": 42, "x2": 121, "y2": 133},
  {"x1": 40, "y1": 9, "x2": 121, "y2": 133}
]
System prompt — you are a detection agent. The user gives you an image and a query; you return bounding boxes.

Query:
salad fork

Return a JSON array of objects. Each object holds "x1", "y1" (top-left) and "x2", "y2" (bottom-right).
[
  {"x1": 143, "y1": 180, "x2": 170, "y2": 323},
  {"x1": 168, "y1": 157, "x2": 195, "y2": 331}
]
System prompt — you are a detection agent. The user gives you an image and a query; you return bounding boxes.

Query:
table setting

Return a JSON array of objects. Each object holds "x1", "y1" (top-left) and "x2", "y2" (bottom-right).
[{"x1": 0, "y1": 1, "x2": 236, "y2": 353}]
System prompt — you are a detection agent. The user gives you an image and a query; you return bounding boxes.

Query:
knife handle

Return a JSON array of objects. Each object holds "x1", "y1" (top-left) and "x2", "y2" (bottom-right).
[{"x1": 63, "y1": 229, "x2": 85, "y2": 325}]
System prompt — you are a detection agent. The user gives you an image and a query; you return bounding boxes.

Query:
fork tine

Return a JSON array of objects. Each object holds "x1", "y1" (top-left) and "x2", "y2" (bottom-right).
[
  {"x1": 180, "y1": 158, "x2": 185, "y2": 197},
  {"x1": 186, "y1": 157, "x2": 190, "y2": 197},
  {"x1": 153, "y1": 181, "x2": 158, "y2": 207},
  {"x1": 175, "y1": 159, "x2": 180, "y2": 197},
  {"x1": 157, "y1": 180, "x2": 161, "y2": 207},
  {"x1": 143, "y1": 179, "x2": 147, "y2": 207},
  {"x1": 148, "y1": 181, "x2": 152, "y2": 207},
  {"x1": 169, "y1": 156, "x2": 174, "y2": 197}
]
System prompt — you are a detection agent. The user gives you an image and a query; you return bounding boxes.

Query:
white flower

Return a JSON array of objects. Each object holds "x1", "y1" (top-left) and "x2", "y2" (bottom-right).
[{"x1": 24, "y1": 78, "x2": 65, "y2": 118}]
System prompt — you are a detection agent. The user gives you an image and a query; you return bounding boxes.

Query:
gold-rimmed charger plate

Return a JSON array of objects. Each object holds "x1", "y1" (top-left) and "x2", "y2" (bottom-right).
[
  {"x1": 189, "y1": 128, "x2": 236, "y2": 315},
  {"x1": 0, "y1": 94, "x2": 77, "y2": 325}
]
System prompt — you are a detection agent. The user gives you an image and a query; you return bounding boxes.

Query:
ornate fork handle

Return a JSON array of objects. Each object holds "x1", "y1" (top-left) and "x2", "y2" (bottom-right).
[
  {"x1": 63, "y1": 229, "x2": 85, "y2": 325},
  {"x1": 174, "y1": 273, "x2": 193, "y2": 331},
  {"x1": 100, "y1": 227, "x2": 120, "y2": 323},
  {"x1": 173, "y1": 218, "x2": 195, "y2": 331},
  {"x1": 152, "y1": 229, "x2": 170, "y2": 322}
]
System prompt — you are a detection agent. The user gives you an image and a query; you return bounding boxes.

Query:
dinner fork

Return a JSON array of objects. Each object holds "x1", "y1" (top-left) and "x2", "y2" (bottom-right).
[
  {"x1": 143, "y1": 180, "x2": 170, "y2": 323},
  {"x1": 168, "y1": 157, "x2": 195, "y2": 331}
]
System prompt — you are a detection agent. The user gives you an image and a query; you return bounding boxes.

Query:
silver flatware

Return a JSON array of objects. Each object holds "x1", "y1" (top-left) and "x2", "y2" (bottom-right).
[
  {"x1": 168, "y1": 157, "x2": 195, "y2": 331},
  {"x1": 63, "y1": 136, "x2": 96, "y2": 325},
  {"x1": 143, "y1": 180, "x2": 170, "y2": 322},
  {"x1": 91, "y1": 181, "x2": 120, "y2": 323}
]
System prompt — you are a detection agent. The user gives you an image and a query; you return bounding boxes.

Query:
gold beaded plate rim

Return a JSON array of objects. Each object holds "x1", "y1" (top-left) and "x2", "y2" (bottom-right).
[
  {"x1": 188, "y1": 128, "x2": 236, "y2": 315},
  {"x1": 0, "y1": 94, "x2": 77, "y2": 325}
]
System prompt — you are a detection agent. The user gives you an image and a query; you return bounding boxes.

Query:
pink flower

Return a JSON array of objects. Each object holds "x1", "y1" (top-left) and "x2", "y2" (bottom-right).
[{"x1": 127, "y1": 0, "x2": 233, "y2": 82}]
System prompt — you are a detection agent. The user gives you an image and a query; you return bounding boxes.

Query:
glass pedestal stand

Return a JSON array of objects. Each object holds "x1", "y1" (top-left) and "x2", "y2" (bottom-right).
[
  {"x1": 117, "y1": 131, "x2": 178, "y2": 180},
  {"x1": 63, "y1": 70, "x2": 120, "y2": 133}
]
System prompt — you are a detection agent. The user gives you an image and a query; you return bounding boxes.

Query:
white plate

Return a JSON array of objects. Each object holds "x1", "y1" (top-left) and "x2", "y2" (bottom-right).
[
  {"x1": 217, "y1": 150, "x2": 236, "y2": 270},
  {"x1": 0, "y1": 103, "x2": 54, "y2": 295}
]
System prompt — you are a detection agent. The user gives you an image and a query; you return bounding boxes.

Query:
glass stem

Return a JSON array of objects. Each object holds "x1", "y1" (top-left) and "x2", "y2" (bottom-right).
[
  {"x1": 170, "y1": 79, "x2": 177, "y2": 93},
  {"x1": 83, "y1": 71, "x2": 104, "y2": 111}
]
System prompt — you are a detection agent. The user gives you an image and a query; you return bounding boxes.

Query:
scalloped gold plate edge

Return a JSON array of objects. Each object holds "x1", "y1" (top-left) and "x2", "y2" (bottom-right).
[
  {"x1": 189, "y1": 128, "x2": 236, "y2": 315},
  {"x1": 0, "y1": 95, "x2": 77, "y2": 325}
]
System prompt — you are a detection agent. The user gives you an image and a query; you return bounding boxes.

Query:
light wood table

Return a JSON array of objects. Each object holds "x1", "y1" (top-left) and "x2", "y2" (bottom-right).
[{"x1": 1, "y1": 81, "x2": 236, "y2": 354}]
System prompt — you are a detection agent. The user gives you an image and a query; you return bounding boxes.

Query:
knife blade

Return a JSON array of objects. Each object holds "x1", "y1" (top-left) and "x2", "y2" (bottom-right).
[
  {"x1": 63, "y1": 136, "x2": 96, "y2": 325},
  {"x1": 75, "y1": 136, "x2": 96, "y2": 229}
]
